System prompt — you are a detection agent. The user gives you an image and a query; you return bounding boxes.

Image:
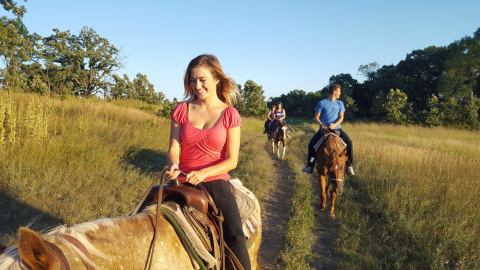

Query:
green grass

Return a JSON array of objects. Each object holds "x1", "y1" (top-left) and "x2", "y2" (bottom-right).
[
  {"x1": 336, "y1": 123, "x2": 480, "y2": 269},
  {"x1": 0, "y1": 92, "x2": 271, "y2": 247},
  {"x1": 278, "y1": 126, "x2": 316, "y2": 270},
  {"x1": 2, "y1": 92, "x2": 479, "y2": 270}
]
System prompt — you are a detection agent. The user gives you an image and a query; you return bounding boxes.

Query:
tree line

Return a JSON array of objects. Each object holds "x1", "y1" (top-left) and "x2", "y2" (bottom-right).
[
  {"x1": 268, "y1": 28, "x2": 480, "y2": 129},
  {"x1": 2, "y1": 2, "x2": 479, "y2": 128}
]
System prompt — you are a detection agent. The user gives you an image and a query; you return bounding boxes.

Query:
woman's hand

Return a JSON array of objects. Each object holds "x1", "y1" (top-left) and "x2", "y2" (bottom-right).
[
  {"x1": 185, "y1": 170, "x2": 207, "y2": 185},
  {"x1": 165, "y1": 163, "x2": 181, "y2": 179},
  {"x1": 329, "y1": 123, "x2": 338, "y2": 130}
]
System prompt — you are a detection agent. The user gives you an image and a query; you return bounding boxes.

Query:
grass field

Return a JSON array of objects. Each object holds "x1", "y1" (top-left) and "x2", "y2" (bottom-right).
[{"x1": 1, "y1": 92, "x2": 479, "y2": 269}]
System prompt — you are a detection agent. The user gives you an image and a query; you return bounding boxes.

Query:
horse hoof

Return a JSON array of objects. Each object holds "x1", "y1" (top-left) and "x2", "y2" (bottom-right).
[
  {"x1": 319, "y1": 202, "x2": 326, "y2": 210},
  {"x1": 329, "y1": 212, "x2": 336, "y2": 218}
]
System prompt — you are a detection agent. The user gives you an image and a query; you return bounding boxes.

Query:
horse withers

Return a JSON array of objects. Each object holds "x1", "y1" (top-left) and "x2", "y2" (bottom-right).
[
  {"x1": 315, "y1": 130, "x2": 347, "y2": 217},
  {"x1": 268, "y1": 120, "x2": 288, "y2": 159}
]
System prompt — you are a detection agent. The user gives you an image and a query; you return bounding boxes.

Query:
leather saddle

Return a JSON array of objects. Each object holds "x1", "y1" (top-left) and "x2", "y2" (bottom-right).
[{"x1": 138, "y1": 183, "x2": 209, "y2": 215}]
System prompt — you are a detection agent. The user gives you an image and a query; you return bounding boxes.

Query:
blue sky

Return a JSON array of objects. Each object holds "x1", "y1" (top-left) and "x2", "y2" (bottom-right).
[{"x1": 3, "y1": 0, "x2": 480, "y2": 99}]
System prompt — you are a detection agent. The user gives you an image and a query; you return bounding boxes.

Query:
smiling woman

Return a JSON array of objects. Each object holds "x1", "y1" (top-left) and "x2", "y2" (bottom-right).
[{"x1": 165, "y1": 54, "x2": 254, "y2": 270}]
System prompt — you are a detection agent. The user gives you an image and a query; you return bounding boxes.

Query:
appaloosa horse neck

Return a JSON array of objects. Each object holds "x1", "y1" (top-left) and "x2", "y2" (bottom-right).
[
  {"x1": 315, "y1": 130, "x2": 347, "y2": 217},
  {"x1": 0, "y1": 203, "x2": 261, "y2": 270}
]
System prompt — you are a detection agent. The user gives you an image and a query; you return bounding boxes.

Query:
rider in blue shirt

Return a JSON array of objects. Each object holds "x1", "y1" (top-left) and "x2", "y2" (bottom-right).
[{"x1": 303, "y1": 84, "x2": 355, "y2": 175}]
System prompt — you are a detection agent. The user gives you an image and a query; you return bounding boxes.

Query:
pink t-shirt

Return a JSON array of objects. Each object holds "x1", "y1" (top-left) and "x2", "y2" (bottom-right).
[{"x1": 171, "y1": 102, "x2": 242, "y2": 182}]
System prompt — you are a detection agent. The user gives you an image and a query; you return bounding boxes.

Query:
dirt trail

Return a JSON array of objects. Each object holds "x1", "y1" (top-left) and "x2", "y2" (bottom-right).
[
  {"x1": 309, "y1": 175, "x2": 341, "y2": 270},
  {"x1": 258, "y1": 144, "x2": 294, "y2": 270}
]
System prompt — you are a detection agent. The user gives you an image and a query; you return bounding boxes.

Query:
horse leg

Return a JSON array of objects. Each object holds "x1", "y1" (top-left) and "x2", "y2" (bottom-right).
[
  {"x1": 276, "y1": 141, "x2": 281, "y2": 157},
  {"x1": 319, "y1": 174, "x2": 327, "y2": 210},
  {"x1": 281, "y1": 141, "x2": 286, "y2": 159},
  {"x1": 271, "y1": 140, "x2": 275, "y2": 153},
  {"x1": 330, "y1": 189, "x2": 337, "y2": 217}
]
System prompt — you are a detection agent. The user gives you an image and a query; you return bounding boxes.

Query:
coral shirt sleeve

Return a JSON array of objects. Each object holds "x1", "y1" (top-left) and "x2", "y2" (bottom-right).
[
  {"x1": 222, "y1": 107, "x2": 242, "y2": 128},
  {"x1": 171, "y1": 102, "x2": 187, "y2": 124}
]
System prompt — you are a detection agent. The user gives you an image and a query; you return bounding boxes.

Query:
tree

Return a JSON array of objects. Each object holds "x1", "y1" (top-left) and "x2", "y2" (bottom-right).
[
  {"x1": 383, "y1": 88, "x2": 413, "y2": 124},
  {"x1": 39, "y1": 27, "x2": 121, "y2": 96},
  {"x1": 1, "y1": 0, "x2": 26, "y2": 18},
  {"x1": 132, "y1": 73, "x2": 165, "y2": 104},
  {"x1": 237, "y1": 80, "x2": 268, "y2": 118},
  {"x1": 0, "y1": 17, "x2": 33, "y2": 90},
  {"x1": 424, "y1": 95, "x2": 444, "y2": 127},
  {"x1": 110, "y1": 74, "x2": 134, "y2": 100},
  {"x1": 358, "y1": 62, "x2": 380, "y2": 80}
]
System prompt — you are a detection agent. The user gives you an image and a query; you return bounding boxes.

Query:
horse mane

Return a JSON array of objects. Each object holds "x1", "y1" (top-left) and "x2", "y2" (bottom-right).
[
  {"x1": 0, "y1": 205, "x2": 156, "y2": 269},
  {"x1": 323, "y1": 133, "x2": 346, "y2": 154}
]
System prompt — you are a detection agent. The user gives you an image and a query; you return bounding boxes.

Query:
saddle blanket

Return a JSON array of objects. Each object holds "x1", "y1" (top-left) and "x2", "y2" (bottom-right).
[
  {"x1": 313, "y1": 132, "x2": 347, "y2": 152},
  {"x1": 160, "y1": 179, "x2": 261, "y2": 269}
]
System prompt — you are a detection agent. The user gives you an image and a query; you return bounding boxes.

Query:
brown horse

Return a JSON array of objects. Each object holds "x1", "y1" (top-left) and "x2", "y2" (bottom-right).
[
  {"x1": 315, "y1": 131, "x2": 347, "y2": 217},
  {"x1": 0, "y1": 203, "x2": 261, "y2": 270}
]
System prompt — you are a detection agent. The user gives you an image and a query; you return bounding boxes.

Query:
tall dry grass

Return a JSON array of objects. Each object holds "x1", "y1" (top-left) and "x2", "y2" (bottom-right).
[
  {"x1": 0, "y1": 92, "x2": 272, "y2": 250},
  {"x1": 336, "y1": 123, "x2": 480, "y2": 269}
]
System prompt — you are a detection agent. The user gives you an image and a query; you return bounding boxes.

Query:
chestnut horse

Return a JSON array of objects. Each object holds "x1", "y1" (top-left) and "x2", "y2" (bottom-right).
[
  {"x1": 0, "y1": 204, "x2": 261, "y2": 270},
  {"x1": 315, "y1": 131, "x2": 347, "y2": 217}
]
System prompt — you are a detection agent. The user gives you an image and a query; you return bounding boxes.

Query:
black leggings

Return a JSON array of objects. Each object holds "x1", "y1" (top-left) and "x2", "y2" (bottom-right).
[
  {"x1": 202, "y1": 180, "x2": 251, "y2": 270},
  {"x1": 306, "y1": 128, "x2": 354, "y2": 167}
]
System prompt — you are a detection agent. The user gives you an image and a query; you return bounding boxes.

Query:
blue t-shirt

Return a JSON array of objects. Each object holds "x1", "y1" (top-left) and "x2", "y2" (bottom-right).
[{"x1": 314, "y1": 99, "x2": 345, "y2": 129}]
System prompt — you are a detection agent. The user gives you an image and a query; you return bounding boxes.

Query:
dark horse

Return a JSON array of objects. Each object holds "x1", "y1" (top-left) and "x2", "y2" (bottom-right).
[
  {"x1": 315, "y1": 130, "x2": 347, "y2": 217},
  {"x1": 268, "y1": 120, "x2": 288, "y2": 159}
]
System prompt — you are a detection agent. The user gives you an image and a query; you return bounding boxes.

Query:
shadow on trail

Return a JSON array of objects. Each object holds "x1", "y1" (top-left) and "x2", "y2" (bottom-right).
[
  {"x1": 0, "y1": 192, "x2": 64, "y2": 247},
  {"x1": 259, "y1": 142, "x2": 294, "y2": 270}
]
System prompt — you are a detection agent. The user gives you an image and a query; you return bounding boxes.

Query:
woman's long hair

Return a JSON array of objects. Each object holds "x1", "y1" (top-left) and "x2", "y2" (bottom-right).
[{"x1": 183, "y1": 54, "x2": 241, "y2": 106}]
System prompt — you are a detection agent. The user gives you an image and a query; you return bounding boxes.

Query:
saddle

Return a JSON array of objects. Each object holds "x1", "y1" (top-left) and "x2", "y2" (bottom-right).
[
  {"x1": 313, "y1": 131, "x2": 346, "y2": 152},
  {"x1": 133, "y1": 177, "x2": 248, "y2": 270}
]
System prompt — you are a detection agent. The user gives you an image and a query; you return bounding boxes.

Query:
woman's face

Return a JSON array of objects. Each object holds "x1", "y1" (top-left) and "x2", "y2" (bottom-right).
[
  {"x1": 277, "y1": 104, "x2": 283, "y2": 110},
  {"x1": 189, "y1": 66, "x2": 219, "y2": 101}
]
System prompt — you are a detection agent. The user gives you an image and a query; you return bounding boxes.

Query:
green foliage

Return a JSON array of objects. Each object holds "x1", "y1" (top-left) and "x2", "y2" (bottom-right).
[
  {"x1": 424, "y1": 95, "x2": 444, "y2": 127},
  {"x1": 0, "y1": 17, "x2": 33, "y2": 90},
  {"x1": 383, "y1": 88, "x2": 413, "y2": 124},
  {"x1": 1, "y1": 0, "x2": 26, "y2": 18},
  {"x1": 237, "y1": 80, "x2": 268, "y2": 118}
]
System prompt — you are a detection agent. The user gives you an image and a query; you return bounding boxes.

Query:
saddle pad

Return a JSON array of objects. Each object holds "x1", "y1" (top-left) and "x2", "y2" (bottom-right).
[
  {"x1": 230, "y1": 178, "x2": 262, "y2": 239},
  {"x1": 160, "y1": 202, "x2": 217, "y2": 268},
  {"x1": 313, "y1": 132, "x2": 347, "y2": 152}
]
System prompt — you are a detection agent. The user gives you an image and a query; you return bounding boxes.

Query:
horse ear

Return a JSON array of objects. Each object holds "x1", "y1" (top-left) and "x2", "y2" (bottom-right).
[
  {"x1": 18, "y1": 227, "x2": 56, "y2": 270},
  {"x1": 323, "y1": 148, "x2": 329, "y2": 157}
]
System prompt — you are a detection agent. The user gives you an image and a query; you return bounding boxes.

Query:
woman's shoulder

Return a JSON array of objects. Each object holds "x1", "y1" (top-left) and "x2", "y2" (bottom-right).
[
  {"x1": 171, "y1": 102, "x2": 188, "y2": 123},
  {"x1": 222, "y1": 106, "x2": 241, "y2": 128}
]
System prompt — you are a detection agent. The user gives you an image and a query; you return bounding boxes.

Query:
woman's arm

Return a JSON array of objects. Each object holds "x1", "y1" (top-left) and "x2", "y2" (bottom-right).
[
  {"x1": 279, "y1": 109, "x2": 286, "y2": 120},
  {"x1": 166, "y1": 120, "x2": 182, "y2": 179},
  {"x1": 185, "y1": 126, "x2": 241, "y2": 185}
]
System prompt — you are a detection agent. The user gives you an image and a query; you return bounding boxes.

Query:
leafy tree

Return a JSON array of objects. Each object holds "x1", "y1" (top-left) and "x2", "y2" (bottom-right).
[
  {"x1": 0, "y1": 17, "x2": 33, "y2": 90},
  {"x1": 358, "y1": 62, "x2": 380, "y2": 80},
  {"x1": 39, "y1": 27, "x2": 121, "y2": 96},
  {"x1": 383, "y1": 88, "x2": 413, "y2": 124},
  {"x1": 132, "y1": 73, "x2": 165, "y2": 104},
  {"x1": 1, "y1": 0, "x2": 26, "y2": 18},
  {"x1": 237, "y1": 80, "x2": 268, "y2": 118},
  {"x1": 110, "y1": 74, "x2": 134, "y2": 100},
  {"x1": 424, "y1": 95, "x2": 444, "y2": 127}
]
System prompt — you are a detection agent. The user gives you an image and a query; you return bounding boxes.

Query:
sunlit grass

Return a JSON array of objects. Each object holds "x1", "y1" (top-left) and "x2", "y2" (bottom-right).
[{"x1": 336, "y1": 123, "x2": 480, "y2": 269}]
